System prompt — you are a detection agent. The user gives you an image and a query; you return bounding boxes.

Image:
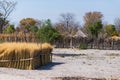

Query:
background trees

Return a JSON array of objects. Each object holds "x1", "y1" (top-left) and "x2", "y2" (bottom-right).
[
  {"x1": 104, "y1": 24, "x2": 118, "y2": 37},
  {"x1": 0, "y1": 5, "x2": 119, "y2": 45},
  {"x1": 55, "y1": 13, "x2": 79, "y2": 37},
  {"x1": 0, "y1": 0, "x2": 16, "y2": 33},
  {"x1": 88, "y1": 20, "x2": 103, "y2": 38},
  {"x1": 20, "y1": 18, "x2": 36, "y2": 32},
  {"x1": 3, "y1": 25, "x2": 15, "y2": 34},
  {"x1": 37, "y1": 19, "x2": 61, "y2": 43},
  {"x1": 30, "y1": 26, "x2": 38, "y2": 34},
  {"x1": 55, "y1": 13, "x2": 80, "y2": 48},
  {"x1": 82, "y1": 11, "x2": 103, "y2": 38},
  {"x1": 114, "y1": 18, "x2": 120, "y2": 33}
]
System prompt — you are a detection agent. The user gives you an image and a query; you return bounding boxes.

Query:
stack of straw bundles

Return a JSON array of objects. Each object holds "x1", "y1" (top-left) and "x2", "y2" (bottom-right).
[{"x1": 0, "y1": 42, "x2": 53, "y2": 69}]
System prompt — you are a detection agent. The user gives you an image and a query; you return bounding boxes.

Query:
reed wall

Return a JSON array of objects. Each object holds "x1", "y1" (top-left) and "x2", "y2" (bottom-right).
[{"x1": 0, "y1": 42, "x2": 53, "y2": 69}]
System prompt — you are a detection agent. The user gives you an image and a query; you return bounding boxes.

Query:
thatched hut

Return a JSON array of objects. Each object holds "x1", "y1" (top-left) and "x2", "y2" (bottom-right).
[
  {"x1": 71, "y1": 30, "x2": 87, "y2": 48},
  {"x1": 54, "y1": 30, "x2": 87, "y2": 48},
  {"x1": 109, "y1": 36, "x2": 120, "y2": 41},
  {"x1": 73, "y1": 30, "x2": 87, "y2": 38},
  {"x1": 0, "y1": 42, "x2": 53, "y2": 69}
]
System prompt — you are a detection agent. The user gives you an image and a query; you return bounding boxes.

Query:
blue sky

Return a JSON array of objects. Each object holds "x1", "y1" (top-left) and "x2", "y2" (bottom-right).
[{"x1": 9, "y1": 0, "x2": 120, "y2": 25}]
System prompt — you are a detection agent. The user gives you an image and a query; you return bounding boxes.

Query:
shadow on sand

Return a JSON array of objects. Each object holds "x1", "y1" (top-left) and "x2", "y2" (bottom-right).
[
  {"x1": 36, "y1": 62, "x2": 64, "y2": 70},
  {"x1": 53, "y1": 53, "x2": 86, "y2": 57}
]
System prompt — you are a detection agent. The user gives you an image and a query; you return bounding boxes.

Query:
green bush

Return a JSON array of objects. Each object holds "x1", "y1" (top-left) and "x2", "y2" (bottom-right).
[
  {"x1": 30, "y1": 25, "x2": 38, "y2": 34},
  {"x1": 79, "y1": 44, "x2": 87, "y2": 49},
  {"x1": 3, "y1": 25, "x2": 15, "y2": 34}
]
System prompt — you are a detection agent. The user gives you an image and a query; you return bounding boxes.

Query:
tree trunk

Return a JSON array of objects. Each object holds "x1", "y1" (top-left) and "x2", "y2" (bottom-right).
[{"x1": 70, "y1": 37, "x2": 73, "y2": 48}]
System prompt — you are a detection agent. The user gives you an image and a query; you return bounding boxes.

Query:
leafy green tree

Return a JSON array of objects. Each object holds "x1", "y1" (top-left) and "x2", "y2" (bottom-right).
[
  {"x1": 104, "y1": 24, "x2": 118, "y2": 37},
  {"x1": 37, "y1": 19, "x2": 61, "y2": 43},
  {"x1": 3, "y1": 25, "x2": 15, "y2": 34},
  {"x1": 30, "y1": 26, "x2": 38, "y2": 34},
  {"x1": 88, "y1": 20, "x2": 103, "y2": 38}
]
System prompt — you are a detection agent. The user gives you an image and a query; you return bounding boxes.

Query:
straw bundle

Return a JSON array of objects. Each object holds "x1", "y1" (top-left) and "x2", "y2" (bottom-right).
[{"x1": 0, "y1": 42, "x2": 53, "y2": 69}]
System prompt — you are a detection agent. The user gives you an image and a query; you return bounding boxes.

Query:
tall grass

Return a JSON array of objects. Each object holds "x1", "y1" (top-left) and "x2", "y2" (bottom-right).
[{"x1": 0, "y1": 42, "x2": 53, "y2": 69}]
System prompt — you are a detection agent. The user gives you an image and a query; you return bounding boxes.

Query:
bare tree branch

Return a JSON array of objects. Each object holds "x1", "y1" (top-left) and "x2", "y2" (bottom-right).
[{"x1": 0, "y1": 0, "x2": 16, "y2": 33}]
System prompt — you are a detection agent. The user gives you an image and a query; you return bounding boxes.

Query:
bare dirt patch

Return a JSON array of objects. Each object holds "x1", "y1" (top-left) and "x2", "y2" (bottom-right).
[{"x1": 0, "y1": 49, "x2": 120, "y2": 80}]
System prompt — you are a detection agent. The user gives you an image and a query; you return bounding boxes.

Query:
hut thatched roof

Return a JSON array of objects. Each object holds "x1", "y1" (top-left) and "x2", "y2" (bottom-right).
[
  {"x1": 109, "y1": 36, "x2": 120, "y2": 41},
  {"x1": 73, "y1": 30, "x2": 87, "y2": 38}
]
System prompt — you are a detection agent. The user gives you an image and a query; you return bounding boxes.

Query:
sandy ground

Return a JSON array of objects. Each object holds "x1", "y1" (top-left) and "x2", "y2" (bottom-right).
[{"x1": 0, "y1": 49, "x2": 120, "y2": 80}]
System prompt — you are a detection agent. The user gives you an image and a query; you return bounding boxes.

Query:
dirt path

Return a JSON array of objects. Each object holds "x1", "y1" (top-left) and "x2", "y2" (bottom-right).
[{"x1": 0, "y1": 49, "x2": 120, "y2": 80}]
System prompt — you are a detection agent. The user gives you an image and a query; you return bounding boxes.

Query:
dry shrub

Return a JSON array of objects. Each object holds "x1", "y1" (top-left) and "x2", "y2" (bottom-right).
[
  {"x1": 105, "y1": 53, "x2": 120, "y2": 56},
  {"x1": 0, "y1": 42, "x2": 53, "y2": 69}
]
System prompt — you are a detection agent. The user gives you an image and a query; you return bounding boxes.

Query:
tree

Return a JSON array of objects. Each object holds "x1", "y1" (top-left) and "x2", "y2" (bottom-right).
[
  {"x1": 84, "y1": 11, "x2": 103, "y2": 26},
  {"x1": 56, "y1": 13, "x2": 79, "y2": 36},
  {"x1": 3, "y1": 25, "x2": 15, "y2": 34},
  {"x1": 20, "y1": 18, "x2": 36, "y2": 32},
  {"x1": 104, "y1": 24, "x2": 118, "y2": 37},
  {"x1": 37, "y1": 19, "x2": 61, "y2": 43},
  {"x1": 35, "y1": 19, "x2": 42, "y2": 28},
  {"x1": 30, "y1": 25, "x2": 38, "y2": 34},
  {"x1": 83, "y1": 11, "x2": 103, "y2": 38},
  {"x1": 0, "y1": 0, "x2": 16, "y2": 33},
  {"x1": 15, "y1": 26, "x2": 20, "y2": 32},
  {"x1": 55, "y1": 13, "x2": 80, "y2": 48},
  {"x1": 114, "y1": 18, "x2": 120, "y2": 33},
  {"x1": 60, "y1": 13, "x2": 74, "y2": 28},
  {"x1": 88, "y1": 20, "x2": 103, "y2": 38}
]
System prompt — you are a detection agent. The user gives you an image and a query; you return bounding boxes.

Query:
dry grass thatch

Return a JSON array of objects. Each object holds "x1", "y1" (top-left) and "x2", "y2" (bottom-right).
[
  {"x1": 0, "y1": 42, "x2": 53, "y2": 69},
  {"x1": 110, "y1": 36, "x2": 120, "y2": 41}
]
